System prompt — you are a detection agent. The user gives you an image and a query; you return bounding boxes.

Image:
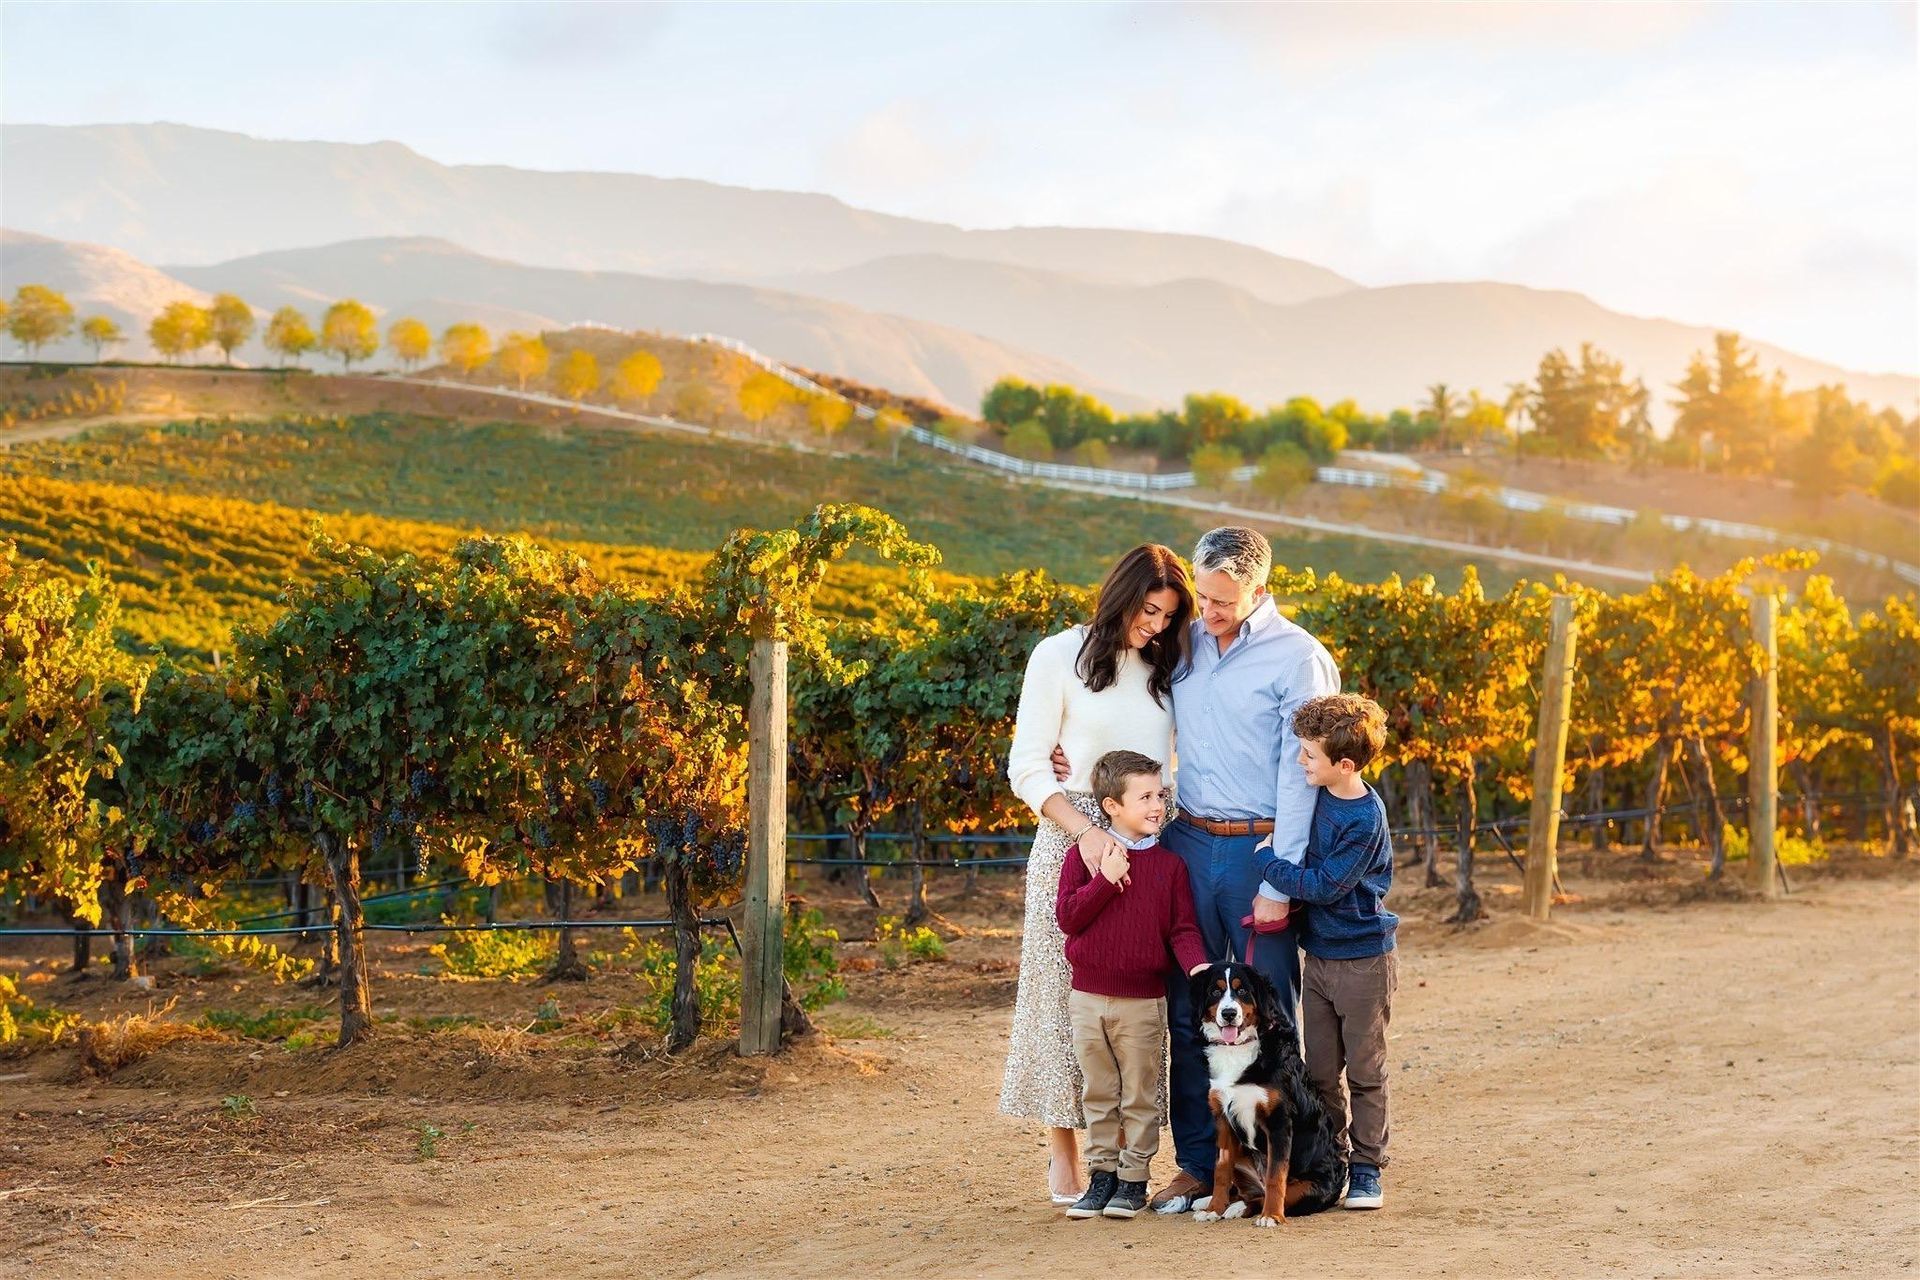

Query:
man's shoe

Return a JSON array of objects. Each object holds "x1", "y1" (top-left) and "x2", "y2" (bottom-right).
[
  {"x1": 1344, "y1": 1164, "x2": 1383, "y2": 1209},
  {"x1": 1102, "y1": 1179, "x2": 1148, "y2": 1218},
  {"x1": 1149, "y1": 1169, "x2": 1210, "y2": 1215},
  {"x1": 1065, "y1": 1170, "x2": 1119, "y2": 1219}
]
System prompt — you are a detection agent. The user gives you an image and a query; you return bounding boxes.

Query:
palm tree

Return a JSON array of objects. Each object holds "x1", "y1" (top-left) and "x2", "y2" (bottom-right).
[
  {"x1": 1424, "y1": 383, "x2": 1460, "y2": 450},
  {"x1": 1502, "y1": 381, "x2": 1534, "y2": 464}
]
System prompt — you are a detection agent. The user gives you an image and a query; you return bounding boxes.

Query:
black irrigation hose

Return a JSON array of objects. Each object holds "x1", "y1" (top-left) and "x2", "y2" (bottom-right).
[
  {"x1": 787, "y1": 856, "x2": 1031, "y2": 868},
  {"x1": 0, "y1": 917, "x2": 733, "y2": 940},
  {"x1": 231, "y1": 876, "x2": 480, "y2": 925}
]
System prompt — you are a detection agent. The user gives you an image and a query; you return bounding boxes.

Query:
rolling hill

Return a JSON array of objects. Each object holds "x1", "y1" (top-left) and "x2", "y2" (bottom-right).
[
  {"x1": 1, "y1": 232, "x2": 1130, "y2": 410},
  {"x1": 0, "y1": 122, "x2": 1354, "y2": 303},
  {"x1": 0, "y1": 229, "x2": 210, "y2": 357},
  {"x1": 3, "y1": 122, "x2": 1911, "y2": 421},
  {"x1": 772, "y1": 256, "x2": 1920, "y2": 417}
]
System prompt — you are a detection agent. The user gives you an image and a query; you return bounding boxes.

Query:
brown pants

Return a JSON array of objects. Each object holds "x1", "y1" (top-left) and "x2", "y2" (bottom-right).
[
  {"x1": 1068, "y1": 990, "x2": 1164, "y2": 1182},
  {"x1": 1302, "y1": 950, "x2": 1397, "y2": 1169}
]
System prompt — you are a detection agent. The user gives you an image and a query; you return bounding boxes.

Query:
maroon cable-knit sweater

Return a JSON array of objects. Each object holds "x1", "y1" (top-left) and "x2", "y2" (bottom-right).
[{"x1": 1055, "y1": 841, "x2": 1208, "y2": 998}]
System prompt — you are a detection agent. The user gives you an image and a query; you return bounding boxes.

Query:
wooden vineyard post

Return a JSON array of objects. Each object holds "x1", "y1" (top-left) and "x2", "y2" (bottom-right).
[
  {"x1": 1750, "y1": 594, "x2": 1779, "y2": 899},
  {"x1": 1524, "y1": 595, "x2": 1578, "y2": 920},
  {"x1": 740, "y1": 634, "x2": 789, "y2": 1056}
]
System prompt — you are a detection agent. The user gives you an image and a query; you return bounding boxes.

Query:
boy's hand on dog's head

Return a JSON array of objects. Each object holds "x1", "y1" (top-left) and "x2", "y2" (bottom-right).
[{"x1": 1100, "y1": 847, "x2": 1131, "y2": 886}]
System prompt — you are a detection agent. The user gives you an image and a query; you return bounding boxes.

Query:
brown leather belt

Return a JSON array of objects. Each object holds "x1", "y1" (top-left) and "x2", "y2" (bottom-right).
[{"x1": 1177, "y1": 814, "x2": 1276, "y2": 837}]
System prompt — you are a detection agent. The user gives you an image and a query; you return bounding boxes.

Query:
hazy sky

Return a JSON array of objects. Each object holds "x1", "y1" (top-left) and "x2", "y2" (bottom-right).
[{"x1": 3, "y1": 1, "x2": 1915, "y2": 374}]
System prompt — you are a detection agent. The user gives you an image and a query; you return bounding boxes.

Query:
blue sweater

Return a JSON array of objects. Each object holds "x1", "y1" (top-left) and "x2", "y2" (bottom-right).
[{"x1": 1255, "y1": 783, "x2": 1397, "y2": 960}]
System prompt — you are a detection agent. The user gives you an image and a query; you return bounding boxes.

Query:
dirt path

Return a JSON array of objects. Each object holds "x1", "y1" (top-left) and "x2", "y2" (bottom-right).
[
  {"x1": 6, "y1": 873, "x2": 1916, "y2": 1278},
  {"x1": 0, "y1": 413, "x2": 185, "y2": 447}
]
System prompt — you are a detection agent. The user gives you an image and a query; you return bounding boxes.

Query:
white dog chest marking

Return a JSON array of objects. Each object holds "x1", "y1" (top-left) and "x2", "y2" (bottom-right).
[{"x1": 1206, "y1": 1042, "x2": 1265, "y2": 1147}]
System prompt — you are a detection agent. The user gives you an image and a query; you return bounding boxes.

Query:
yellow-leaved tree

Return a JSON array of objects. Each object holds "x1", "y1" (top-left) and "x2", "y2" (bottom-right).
[
  {"x1": 80, "y1": 315, "x2": 124, "y2": 362},
  {"x1": 806, "y1": 393, "x2": 852, "y2": 436},
  {"x1": 495, "y1": 332, "x2": 551, "y2": 391},
  {"x1": 149, "y1": 301, "x2": 211, "y2": 364},
  {"x1": 439, "y1": 322, "x2": 492, "y2": 376},
  {"x1": 320, "y1": 300, "x2": 379, "y2": 370},
  {"x1": 555, "y1": 349, "x2": 600, "y2": 403},
  {"x1": 208, "y1": 293, "x2": 255, "y2": 363},
  {"x1": 386, "y1": 317, "x2": 432, "y2": 371},
  {"x1": 610, "y1": 349, "x2": 664, "y2": 405},
  {"x1": 737, "y1": 370, "x2": 793, "y2": 433},
  {"x1": 264, "y1": 307, "x2": 316, "y2": 367},
  {"x1": 6, "y1": 285, "x2": 75, "y2": 356}
]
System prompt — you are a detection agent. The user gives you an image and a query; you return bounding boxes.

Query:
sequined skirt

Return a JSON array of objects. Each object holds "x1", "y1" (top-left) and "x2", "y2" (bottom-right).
[{"x1": 997, "y1": 791, "x2": 1169, "y2": 1129}]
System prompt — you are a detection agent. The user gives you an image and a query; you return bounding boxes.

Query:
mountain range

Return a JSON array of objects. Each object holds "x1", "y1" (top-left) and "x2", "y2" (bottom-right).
[{"x1": 2, "y1": 122, "x2": 1912, "y2": 419}]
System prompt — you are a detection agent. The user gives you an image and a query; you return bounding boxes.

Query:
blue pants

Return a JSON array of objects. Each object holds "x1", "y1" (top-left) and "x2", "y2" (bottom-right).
[{"x1": 1161, "y1": 817, "x2": 1302, "y2": 1185}]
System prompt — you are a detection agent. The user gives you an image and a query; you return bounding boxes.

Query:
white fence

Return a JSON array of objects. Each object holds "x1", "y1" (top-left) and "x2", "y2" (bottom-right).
[
  {"x1": 688, "y1": 332, "x2": 878, "y2": 421},
  {"x1": 669, "y1": 335, "x2": 1920, "y2": 587}
]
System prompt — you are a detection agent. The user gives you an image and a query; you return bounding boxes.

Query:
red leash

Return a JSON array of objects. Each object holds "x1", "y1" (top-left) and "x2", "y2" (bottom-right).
[{"x1": 1239, "y1": 909, "x2": 1289, "y2": 965}]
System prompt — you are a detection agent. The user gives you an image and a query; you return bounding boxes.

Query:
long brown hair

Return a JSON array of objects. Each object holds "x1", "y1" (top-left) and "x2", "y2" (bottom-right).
[{"x1": 1076, "y1": 544, "x2": 1193, "y2": 706}]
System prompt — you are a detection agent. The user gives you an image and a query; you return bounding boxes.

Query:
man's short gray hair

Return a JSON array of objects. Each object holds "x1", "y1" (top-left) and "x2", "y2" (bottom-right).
[{"x1": 1192, "y1": 526, "x2": 1272, "y2": 589}]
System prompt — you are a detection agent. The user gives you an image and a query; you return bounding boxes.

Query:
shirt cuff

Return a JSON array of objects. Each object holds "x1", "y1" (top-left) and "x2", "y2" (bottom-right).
[{"x1": 1255, "y1": 882, "x2": 1288, "y2": 902}]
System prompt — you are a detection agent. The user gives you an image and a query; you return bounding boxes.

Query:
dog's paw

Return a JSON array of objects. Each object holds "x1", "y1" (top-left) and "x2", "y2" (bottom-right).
[
  {"x1": 1191, "y1": 1209, "x2": 1221, "y2": 1223},
  {"x1": 1222, "y1": 1200, "x2": 1250, "y2": 1220},
  {"x1": 1252, "y1": 1214, "x2": 1280, "y2": 1229}
]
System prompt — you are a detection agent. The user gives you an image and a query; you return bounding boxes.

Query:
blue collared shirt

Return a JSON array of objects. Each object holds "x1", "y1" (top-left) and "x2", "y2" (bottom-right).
[{"x1": 1171, "y1": 596, "x2": 1341, "y2": 885}]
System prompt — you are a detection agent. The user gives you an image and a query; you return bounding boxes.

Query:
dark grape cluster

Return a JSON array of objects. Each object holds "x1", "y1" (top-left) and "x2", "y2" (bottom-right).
[
  {"x1": 187, "y1": 819, "x2": 217, "y2": 845},
  {"x1": 232, "y1": 801, "x2": 260, "y2": 823},
  {"x1": 264, "y1": 773, "x2": 286, "y2": 809},
  {"x1": 531, "y1": 821, "x2": 553, "y2": 850},
  {"x1": 712, "y1": 833, "x2": 746, "y2": 877},
  {"x1": 644, "y1": 813, "x2": 682, "y2": 856},
  {"x1": 587, "y1": 779, "x2": 610, "y2": 812},
  {"x1": 409, "y1": 768, "x2": 434, "y2": 799}
]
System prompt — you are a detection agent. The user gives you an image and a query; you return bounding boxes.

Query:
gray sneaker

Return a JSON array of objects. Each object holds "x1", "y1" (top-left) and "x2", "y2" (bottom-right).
[
  {"x1": 1065, "y1": 1170, "x2": 1119, "y2": 1219},
  {"x1": 1102, "y1": 1179, "x2": 1148, "y2": 1218}
]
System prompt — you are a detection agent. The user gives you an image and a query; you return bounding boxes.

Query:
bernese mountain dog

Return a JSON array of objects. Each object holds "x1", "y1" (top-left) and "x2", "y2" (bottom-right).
[{"x1": 1189, "y1": 961, "x2": 1348, "y2": 1226}]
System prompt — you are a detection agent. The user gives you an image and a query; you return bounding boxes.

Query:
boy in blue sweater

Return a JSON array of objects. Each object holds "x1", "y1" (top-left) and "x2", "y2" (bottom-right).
[{"x1": 1254, "y1": 693, "x2": 1398, "y2": 1210}]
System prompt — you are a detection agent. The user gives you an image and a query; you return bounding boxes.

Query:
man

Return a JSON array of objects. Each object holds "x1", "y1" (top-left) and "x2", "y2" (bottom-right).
[{"x1": 1051, "y1": 526, "x2": 1338, "y2": 1214}]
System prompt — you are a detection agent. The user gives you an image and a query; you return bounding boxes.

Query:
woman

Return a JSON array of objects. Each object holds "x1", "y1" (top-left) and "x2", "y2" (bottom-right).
[{"x1": 999, "y1": 543, "x2": 1194, "y2": 1205}]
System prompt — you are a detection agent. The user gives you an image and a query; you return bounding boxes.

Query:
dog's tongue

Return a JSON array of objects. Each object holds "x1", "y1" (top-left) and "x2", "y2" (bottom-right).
[{"x1": 1219, "y1": 1025, "x2": 1242, "y2": 1045}]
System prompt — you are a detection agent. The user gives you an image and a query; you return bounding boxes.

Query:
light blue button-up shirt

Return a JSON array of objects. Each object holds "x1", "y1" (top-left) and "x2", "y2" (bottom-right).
[{"x1": 1171, "y1": 596, "x2": 1341, "y2": 889}]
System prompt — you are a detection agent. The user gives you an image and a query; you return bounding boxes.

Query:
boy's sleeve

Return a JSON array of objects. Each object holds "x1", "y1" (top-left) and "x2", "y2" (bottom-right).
[
  {"x1": 1256, "y1": 645, "x2": 1341, "y2": 903},
  {"x1": 1258, "y1": 811, "x2": 1379, "y2": 905},
  {"x1": 1166, "y1": 863, "x2": 1208, "y2": 974},
  {"x1": 1056, "y1": 844, "x2": 1119, "y2": 936}
]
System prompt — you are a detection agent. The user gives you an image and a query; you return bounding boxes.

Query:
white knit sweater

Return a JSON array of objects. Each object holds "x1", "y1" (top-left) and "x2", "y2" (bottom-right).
[{"x1": 1007, "y1": 626, "x2": 1175, "y2": 821}]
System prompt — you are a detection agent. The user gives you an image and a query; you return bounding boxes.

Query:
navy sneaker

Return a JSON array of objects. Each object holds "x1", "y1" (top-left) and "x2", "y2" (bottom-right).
[
  {"x1": 1102, "y1": 1179, "x2": 1148, "y2": 1218},
  {"x1": 1344, "y1": 1164, "x2": 1383, "y2": 1209},
  {"x1": 1066, "y1": 1170, "x2": 1119, "y2": 1219}
]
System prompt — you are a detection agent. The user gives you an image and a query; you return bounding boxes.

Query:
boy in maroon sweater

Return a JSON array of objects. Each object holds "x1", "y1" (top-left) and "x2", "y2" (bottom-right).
[{"x1": 1056, "y1": 750, "x2": 1210, "y2": 1220}]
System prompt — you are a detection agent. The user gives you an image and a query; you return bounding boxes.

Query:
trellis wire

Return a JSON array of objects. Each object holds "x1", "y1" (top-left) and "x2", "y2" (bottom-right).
[{"x1": 0, "y1": 916, "x2": 737, "y2": 942}]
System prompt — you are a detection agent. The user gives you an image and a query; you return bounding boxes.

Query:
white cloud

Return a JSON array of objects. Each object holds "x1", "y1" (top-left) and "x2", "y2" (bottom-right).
[
  {"x1": 818, "y1": 99, "x2": 992, "y2": 202},
  {"x1": 488, "y1": 1, "x2": 675, "y2": 69}
]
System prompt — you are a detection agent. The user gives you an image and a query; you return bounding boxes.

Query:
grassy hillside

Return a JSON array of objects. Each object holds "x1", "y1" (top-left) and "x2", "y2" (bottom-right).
[
  {"x1": 0, "y1": 473, "x2": 972, "y2": 660},
  {"x1": 1, "y1": 408, "x2": 1514, "y2": 589}
]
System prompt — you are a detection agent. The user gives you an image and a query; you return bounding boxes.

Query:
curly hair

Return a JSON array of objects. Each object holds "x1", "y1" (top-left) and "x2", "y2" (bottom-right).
[{"x1": 1291, "y1": 693, "x2": 1388, "y2": 770}]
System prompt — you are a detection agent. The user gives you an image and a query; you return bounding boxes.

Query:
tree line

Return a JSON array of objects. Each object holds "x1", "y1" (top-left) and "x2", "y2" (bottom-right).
[
  {"x1": 6, "y1": 508, "x2": 1916, "y2": 1048},
  {"x1": 980, "y1": 333, "x2": 1919, "y2": 508},
  {"x1": 1, "y1": 284, "x2": 918, "y2": 448}
]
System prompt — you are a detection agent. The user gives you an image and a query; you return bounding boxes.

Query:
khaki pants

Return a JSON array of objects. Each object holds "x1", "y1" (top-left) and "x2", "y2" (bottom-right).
[
  {"x1": 1068, "y1": 990, "x2": 1164, "y2": 1182},
  {"x1": 1302, "y1": 950, "x2": 1397, "y2": 1169}
]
